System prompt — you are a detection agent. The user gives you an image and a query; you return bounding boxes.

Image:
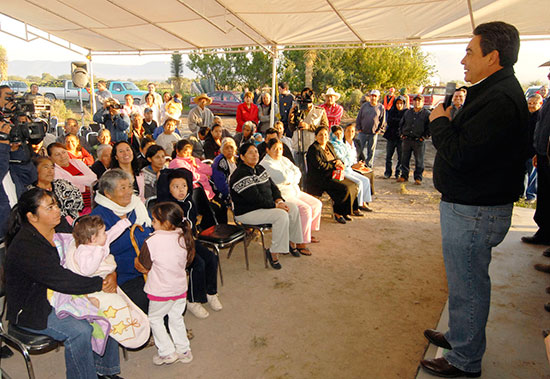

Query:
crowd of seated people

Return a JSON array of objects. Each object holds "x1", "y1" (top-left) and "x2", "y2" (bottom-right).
[{"x1": 0, "y1": 82, "x2": 386, "y2": 375}]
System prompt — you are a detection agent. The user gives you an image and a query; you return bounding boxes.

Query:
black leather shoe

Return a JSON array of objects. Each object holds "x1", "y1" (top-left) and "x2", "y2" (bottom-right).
[
  {"x1": 334, "y1": 215, "x2": 346, "y2": 224},
  {"x1": 266, "y1": 249, "x2": 282, "y2": 270},
  {"x1": 97, "y1": 375, "x2": 124, "y2": 379},
  {"x1": 0, "y1": 345, "x2": 13, "y2": 358},
  {"x1": 289, "y1": 246, "x2": 301, "y2": 258},
  {"x1": 420, "y1": 357, "x2": 481, "y2": 378},
  {"x1": 545, "y1": 303, "x2": 550, "y2": 312},
  {"x1": 424, "y1": 329, "x2": 452, "y2": 350},
  {"x1": 543, "y1": 248, "x2": 550, "y2": 258},
  {"x1": 343, "y1": 215, "x2": 353, "y2": 221},
  {"x1": 534, "y1": 263, "x2": 550, "y2": 273},
  {"x1": 522, "y1": 234, "x2": 550, "y2": 245}
]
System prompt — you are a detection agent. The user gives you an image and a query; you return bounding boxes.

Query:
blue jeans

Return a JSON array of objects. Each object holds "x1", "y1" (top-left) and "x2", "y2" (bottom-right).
[
  {"x1": 439, "y1": 201, "x2": 512, "y2": 373},
  {"x1": 357, "y1": 132, "x2": 378, "y2": 168},
  {"x1": 524, "y1": 158, "x2": 537, "y2": 200},
  {"x1": 400, "y1": 139, "x2": 425, "y2": 181},
  {"x1": 23, "y1": 310, "x2": 120, "y2": 378}
]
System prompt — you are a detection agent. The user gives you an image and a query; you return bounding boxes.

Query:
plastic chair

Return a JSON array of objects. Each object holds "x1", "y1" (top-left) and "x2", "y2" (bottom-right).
[
  {"x1": 0, "y1": 239, "x2": 59, "y2": 379},
  {"x1": 87, "y1": 132, "x2": 99, "y2": 147}
]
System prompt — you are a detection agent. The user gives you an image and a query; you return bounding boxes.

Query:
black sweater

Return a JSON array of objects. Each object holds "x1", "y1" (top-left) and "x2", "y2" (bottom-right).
[
  {"x1": 430, "y1": 67, "x2": 529, "y2": 206},
  {"x1": 230, "y1": 163, "x2": 282, "y2": 216},
  {"x1": 6, "y1": 224, "x2": 103, "y2": 329}
]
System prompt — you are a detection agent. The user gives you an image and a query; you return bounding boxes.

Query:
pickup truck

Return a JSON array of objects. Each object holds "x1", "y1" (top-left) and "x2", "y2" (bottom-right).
[
  {"x1": 409, "y1": 86, "x2": 446, "y2": 109},
  {"x1": 40, "y1": 80, "x2": 147, "y2": 104}
]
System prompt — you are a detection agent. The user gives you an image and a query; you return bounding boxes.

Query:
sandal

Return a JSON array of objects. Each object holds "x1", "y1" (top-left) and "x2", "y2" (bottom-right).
[
  {"x1": 289, "y1": 246, "x2": 301, "y2": 257},
  {"x1": 310, "y1": 236, "x2": 320, "y2": 243},
  {"x1": 266, "y1": 249, "x2": 282, "y2": 270},
  {"x1": 297, "y1": 247, "x2": 312, "y2": 256},
  {"x1": 334, "y1": 215, "x2": 346, "y2": 224}
]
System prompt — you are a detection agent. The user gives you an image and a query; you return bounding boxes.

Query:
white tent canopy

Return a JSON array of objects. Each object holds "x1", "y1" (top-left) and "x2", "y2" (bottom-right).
[{"x1": 1, "y1": 0, "x2": 550, "y2": 55}]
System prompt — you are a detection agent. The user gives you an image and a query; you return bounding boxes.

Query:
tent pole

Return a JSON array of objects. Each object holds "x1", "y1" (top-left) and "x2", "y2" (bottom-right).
[
  {"x1": 87, "y1": 51, "x2": 96, "y2": 115},
  {"x1": 269, "y1": 46, "x2": 277, "y2": 128}
]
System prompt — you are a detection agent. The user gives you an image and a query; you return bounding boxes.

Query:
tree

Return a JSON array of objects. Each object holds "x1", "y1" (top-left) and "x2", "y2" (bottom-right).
[
  {"x1": 0, "y1": 45, "x2": 7, "y2": 82},
  {"x1": 171, "y1": 52, "x2": 183, "y2": 92}
]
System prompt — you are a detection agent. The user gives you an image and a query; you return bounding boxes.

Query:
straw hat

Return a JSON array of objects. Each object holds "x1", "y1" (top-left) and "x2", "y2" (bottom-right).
[
  {"x1": 323, "y1": 88, "x2": 341, "y2": 101},
  {"x1": 194, "y1": 93, "x2": 212, "y2": 105}
]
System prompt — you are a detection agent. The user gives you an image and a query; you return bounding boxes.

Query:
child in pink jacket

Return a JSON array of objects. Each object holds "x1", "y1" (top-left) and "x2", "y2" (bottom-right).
[{"x1": 138, "y1": 201, "x2": 195, "y2": 366}]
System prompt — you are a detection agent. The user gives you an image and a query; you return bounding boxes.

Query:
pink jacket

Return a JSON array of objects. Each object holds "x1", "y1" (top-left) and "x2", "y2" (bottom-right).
[
  {"x1": 169, "y1": 156, "x2": 214, "y2": 199},
  {"x1": 54, "y1": 159, "x2": 97, "y2": 193},
  {"x1": 142, "y1": 230, "x2": 189, "y2": 297}
]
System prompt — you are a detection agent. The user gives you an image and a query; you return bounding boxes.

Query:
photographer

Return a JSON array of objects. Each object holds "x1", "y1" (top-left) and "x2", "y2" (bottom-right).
[
  {"x1": 288, "y1": 88, "x2": 328, "y2": 171},
  {"x1": 93, "y1": 97, "x2": 130, "y2": 143}
]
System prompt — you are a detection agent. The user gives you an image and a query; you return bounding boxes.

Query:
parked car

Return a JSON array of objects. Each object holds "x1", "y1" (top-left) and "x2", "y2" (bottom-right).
[
  {"x1": 40, "y1": 80, "x2": 147, "y2": 104},
  {"x1": 409, "y1": 86, "x2": 446, "y2": 109},
  {"x1": 0, "y1": 80, "x2": 29, "y2": 96},
  {"x1": 525, "y1": 85, "x2": 542, "y2": 100},
  {"x1": 189, "y1": 90, "x2": 241, "y2": 115}
]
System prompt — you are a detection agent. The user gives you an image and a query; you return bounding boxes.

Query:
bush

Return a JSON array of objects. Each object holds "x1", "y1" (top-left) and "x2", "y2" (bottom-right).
[{"x1": 340, "y1": 88, "x2": 364, "y2": 117}]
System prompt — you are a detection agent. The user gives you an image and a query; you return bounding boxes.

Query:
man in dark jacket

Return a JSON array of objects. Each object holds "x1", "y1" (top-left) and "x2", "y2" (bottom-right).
[
  {"x1": 523, "y1": 93, "x2": 550, "y2": 246},
  {"x1": 420, "y1": 22, "x2": 529, "y2": 378},
  {"x1": 383, "y1": 96, "x2": 407, "y2": 178},
  {"x1": 397, "y1": 95, "x2": 431, "y2": 184}
]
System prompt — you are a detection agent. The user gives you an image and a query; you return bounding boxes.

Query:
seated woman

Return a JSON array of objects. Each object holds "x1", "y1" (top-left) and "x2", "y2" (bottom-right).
[
  {"x1": 110, "y1": 140, "x2": 146, "y2": 201},
  {"x1": 230, "y1": 143, "x2": 303, "y2": 269},
  {"x1": 91, "y1": 169, "x2": 153, "y2": 313},
  {"x1": 330, "y1": 124, "x2": 373, "y2": 212},
  {"x1": 5, "y1": 188, "x2": 122, "y2": 378},
  {"x1": 260, "y1": 138, "x2": 322, "y2": 255},
  {"x1": 305, "y1": 126, "x2": 360, "y2": 224},
  {"x1": 65, "y1": 134, "x2": 95, "y2": 166},
  {"x1": 232, "y1": 120, "x2": 256, "y2": 147},
  {"x1": 156, "y1": 168, "x2": 222, "y2": 319},
  {"x1": 142, "y1": 145, "x2": 167, "y2": 199},
  {"x1": 169, "y1": 139, "x2": 226, "y2": 225},
  {"x1": 30, "y1": 156, "x2": 83, "y2": 228},
  {"x1": 211, "y1": 137, "x2": 238, "y2": 206},
  {"x1": 48, "y1": 142, "x2": 97, "y2": 215},
  {"x1": 203, "y1": 123, "x2": 223, "y2": 160}
]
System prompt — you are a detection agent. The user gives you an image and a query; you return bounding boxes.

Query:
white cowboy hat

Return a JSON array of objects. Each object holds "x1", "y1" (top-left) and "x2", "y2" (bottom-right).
[
  {"x1": 194, "y1": 93, "x2": 213, "y2": 105},
  {"x1": 323, "y1": 88, "x2": 341, "y2": 101}
]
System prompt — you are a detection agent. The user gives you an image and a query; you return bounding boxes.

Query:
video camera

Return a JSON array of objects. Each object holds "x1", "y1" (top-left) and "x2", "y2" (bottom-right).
[
  {"x1": 104, "y1": 98, "x2": 123, "y2": 110},
  {"x1": 0, "y1": 95, "x2": 50, "y2": 144},
  {"x1": 296, "y1": 90, "x2": 313, "y2": 112}
]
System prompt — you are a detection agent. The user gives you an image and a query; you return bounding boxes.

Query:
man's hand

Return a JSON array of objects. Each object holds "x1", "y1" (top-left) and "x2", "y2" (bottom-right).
[
  {"x1": 298, "y1": 121, "x2": 308, "y2": 130},
  {"x1": 429, "y1": 104, "x2": 452, "y2": 122},
  {"x1": 0, "y1": 121, "x2": 11, "y2": 145},
  {"x1": 10, "y1": 142, "x2": 21, "y2": 152},
  {"x1": 334, "y1": 160, "x2": 345, "y2": 170},
  {"x1": 102, "y1": 272, "x2": 117, "y2": 293}
]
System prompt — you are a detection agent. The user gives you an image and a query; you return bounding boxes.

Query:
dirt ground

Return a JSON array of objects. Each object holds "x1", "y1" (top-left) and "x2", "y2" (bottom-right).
[{"x1": 3, "y1": 117, "x2": 449, "y2": 378}]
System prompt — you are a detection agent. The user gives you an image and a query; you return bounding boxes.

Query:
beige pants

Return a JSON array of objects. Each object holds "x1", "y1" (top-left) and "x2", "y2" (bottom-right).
[{"x1": 235, "y1": 204, "x2": 302, "y2": 253}]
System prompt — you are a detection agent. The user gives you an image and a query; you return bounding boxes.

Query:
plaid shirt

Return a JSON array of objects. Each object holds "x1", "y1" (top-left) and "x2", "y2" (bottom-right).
[{"x1": 320, "y1": 103, "x2": 344, "y2": 126}]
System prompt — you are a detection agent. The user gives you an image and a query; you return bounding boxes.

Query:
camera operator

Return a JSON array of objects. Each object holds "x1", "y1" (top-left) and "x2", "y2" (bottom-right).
[
  {"x1": 288, "y1": 88, "x2": 329, "y2": 172},
  {"x1": 92, "y1": 97, "x2": 130, "y2": 143}
]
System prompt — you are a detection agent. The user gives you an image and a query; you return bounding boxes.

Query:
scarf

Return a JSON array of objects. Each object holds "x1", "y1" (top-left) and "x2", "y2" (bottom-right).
[{"x1": 95, "y1": 192, "x2": 151, "y2": 227}]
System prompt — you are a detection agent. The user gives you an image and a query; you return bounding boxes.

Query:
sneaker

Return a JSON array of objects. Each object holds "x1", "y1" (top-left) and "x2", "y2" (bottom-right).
[
  {"x1": 187, "y1": 301, "x2": 209, "y2": 319},
  {"x1": 153, "y1": 352, "x2": 178, "y2": 366},
  {"x1": 207, "y1": 294, "x2": 223, "y2": 311},
  {"x1": 177, "y1": 350, "x2": 193, "y2": 363}
]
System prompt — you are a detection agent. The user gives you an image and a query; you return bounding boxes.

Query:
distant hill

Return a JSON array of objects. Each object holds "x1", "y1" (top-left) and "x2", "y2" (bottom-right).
[{"x1": 8, "y1": 60, "x2": 195, "y2": 80}]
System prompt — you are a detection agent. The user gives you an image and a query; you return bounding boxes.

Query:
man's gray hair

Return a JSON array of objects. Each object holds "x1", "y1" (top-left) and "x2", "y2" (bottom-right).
[
  {"x1": 96, "y1": 143, "x2": 112, "y2": 158},
  {"x1": 98, "y1": 168, "x2": 132, "y2": 195}
]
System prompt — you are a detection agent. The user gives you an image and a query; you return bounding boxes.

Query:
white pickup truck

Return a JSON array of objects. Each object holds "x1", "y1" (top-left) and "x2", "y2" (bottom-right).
[{"x1": 40, "y1": 80, "x2": 147, "y2": 104}]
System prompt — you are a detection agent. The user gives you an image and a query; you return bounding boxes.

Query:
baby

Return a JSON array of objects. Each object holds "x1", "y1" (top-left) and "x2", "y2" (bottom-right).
[{"x1": 51, "y1": 216, "x2": 150, "y2": 353}]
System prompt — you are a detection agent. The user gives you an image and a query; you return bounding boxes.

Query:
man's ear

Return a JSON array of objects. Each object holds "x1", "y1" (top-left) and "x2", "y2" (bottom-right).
[{"x1": 488, "y1": 50, "x2": 501, "y2": 68}]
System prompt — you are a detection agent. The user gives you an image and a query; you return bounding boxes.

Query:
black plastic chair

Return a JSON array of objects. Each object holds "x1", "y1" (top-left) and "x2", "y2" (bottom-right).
[{"x1": 0, "y1": 239, "x2": 59, "y2": 379}]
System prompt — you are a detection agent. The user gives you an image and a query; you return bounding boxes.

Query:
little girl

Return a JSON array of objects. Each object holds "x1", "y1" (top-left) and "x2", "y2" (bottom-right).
[
  {"x1": 138, "y1": 202, "x2": 195, "y2": 365},
  {"x1": 50, "y1": 215, "x2": 150, "y2": 353}
]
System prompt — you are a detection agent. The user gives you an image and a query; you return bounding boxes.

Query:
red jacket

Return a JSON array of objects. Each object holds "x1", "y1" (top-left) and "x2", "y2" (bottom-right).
[{"x1": 236, "y1": 103, "x2": 259, "y2": 132}]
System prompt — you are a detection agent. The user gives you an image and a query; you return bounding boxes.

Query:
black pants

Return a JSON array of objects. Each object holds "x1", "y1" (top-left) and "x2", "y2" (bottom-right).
[
  {"x1": 324, "y1": 178, "x2": 358, "y2": 216},
  {"x1": 534, "y1": 154, "x2": 550, "y2": 238},
  {"x1": 400, "y1": 139, "x2": 425, "y2": 181},
  {"x1": 119, "y1": 275, "x2": 149, "y2": 314},
  {"x1": 187, "y1": 241, "x2": 218, "y2": 303},
  {"x1": 385, "y1": 139, "x2": 402, "y2": 178}
]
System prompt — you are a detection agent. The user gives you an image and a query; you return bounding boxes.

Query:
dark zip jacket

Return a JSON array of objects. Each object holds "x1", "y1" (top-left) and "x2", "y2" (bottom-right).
[{"x1": 430, "y1": 67, "x2": 529, "y2": 206}]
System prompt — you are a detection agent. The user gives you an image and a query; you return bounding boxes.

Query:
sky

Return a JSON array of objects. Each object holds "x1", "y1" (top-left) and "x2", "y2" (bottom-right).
[{"x1": 1, "y1": 13, "x2": 549, "y2": 87}]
